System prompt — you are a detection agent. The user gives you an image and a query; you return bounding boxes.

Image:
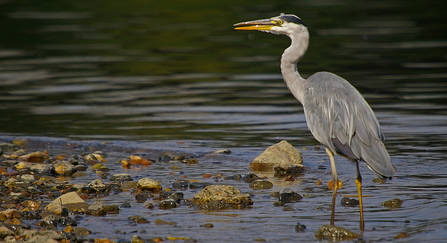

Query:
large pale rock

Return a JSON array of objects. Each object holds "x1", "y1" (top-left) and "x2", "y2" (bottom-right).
[
  {"x1": 249, "y1": 140, "x2": 303, "y2": 174},
  {"x1": 45, "y1": 192, "x2": 89, "y2": 212}
]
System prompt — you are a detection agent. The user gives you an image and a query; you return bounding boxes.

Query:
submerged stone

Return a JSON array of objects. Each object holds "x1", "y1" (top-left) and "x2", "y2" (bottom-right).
[
  {"x1": 249, "y1": 179, "x2": 273, "y2": 190},
  {"x1": 295, "y1": 222, "x2": 306, "y2": 232},
  {"x1": 382, "y1": 198, "x2": 403, "y2": 208},
  {"x1": 224, "y1": 174, "x2": 242, "y2": 181},
  {"x1": 73, "y1": 227, "x2": 91, "y2": 236},
  {"x1": 242, "y1": 173, "x2": 261, "y2": 183},
  {"x1": 155, "y1": 219, "x2": 176, "y2": 226},
  {"x1": 271, "y1": 188, "x2": 303, "y2": 205},
  {"x1": 213, "y1": 149, "x2": 231, "y2": 154},
  {"x1": 159, "y1": 199, "x2": 178, "y2": 209},
  {"x1": 341, "y1": 197, "x2": 359, "y2": 207},
  {"x1": 315, "y1": 225, "x2": 361, "y2": 241},
  {"x1": 110, "y1": 173, "x2": 133, "y2": 182},
  {"x1": 128, "y1": 215, "x2": 150, "y2": 224},
  {"x1": 200, "y1": 223, "x2": 214, "y2": 228},
  {"x1": 189, "y1": 181, "x2": 212, "y2": 189},
  {"x1": 172, "y1": 179, "x2": 189, "y2": 189}
]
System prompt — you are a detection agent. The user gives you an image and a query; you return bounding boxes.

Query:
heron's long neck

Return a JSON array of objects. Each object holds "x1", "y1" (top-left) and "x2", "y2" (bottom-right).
[{"x1": 280, "y1": 30, "x2": 309, "y2": 104}]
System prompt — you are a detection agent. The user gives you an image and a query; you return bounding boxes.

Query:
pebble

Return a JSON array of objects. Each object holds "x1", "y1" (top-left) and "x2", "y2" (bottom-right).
[
  {"x1": 0, "y1": 209, "x2": 21, "y2": 220},
  {"x1": 52, "y1": 160, "x2": 77, "y2": 175},
  {"x1": 249, "y1": 180, "x2": 273, "y2": 190},
  {"x1": 121, "y1": 181, "x2": 138, "y2": 189},
  {"x1": 341, "y1": 197, "x2": 359, "y2": 207},
  {"x1": 271, "y1": 188, "x2": 303, "y2": 205},
  {"x1": 86, "y1": 201, "x2": 107, "y2": 216},
  {"x1": 84, "y1": 152, "x2": 107, "y2": 163},
  {"x1": 155, "y1": 219, "x2": 176, "y2": 226},
  {"x1": 74, "y1": 227, "x2": 91, "y2": 236},
  {"x1": 103, "y1": 204, "x2": 120, "y2": 214},
  {"x1": 295, "y1": 222, "x2": 306, "y2": 232},
  {"x1": 19, "y1": 151, "x2": 48, "y2": 163},
  {"x1": 200, "y1": 223, "x2": 214, "y2": 228},
  {"x1": 128, "y1": 215, "x2": 150, "y2": 224},
  {"x1": 9, "y1": 192, "x2": 25, "y2": 200},
  {"x1": 135, "y1": 193, "x2": 148, "y2": 203},
  {"x1": 87, "y1": 179, "x2": 107, "y2": 193},
  {"x1": 137, "y1": 177, "x2": 162, "y2": 193},
  {"x1": 213, "y1": 149, "x2": 231, "y2": 154},
  {"x1": 22, "y1": 200, "x2": 41, "y2": 211},
  {"x1": 172, "y1": 179, "x2": 189, "y2": 189},
  {"x1": 382, "y1": 198, "x2": 403, "y2": 208},
  {"x1": 132, "y1": 235, "x2": 145, "y2": 243},
  {"x1": 159, "y1": 199, "x2": 178, "y2": 209},
  {"x1": 224, "y1": 174, "x2": 242, "y2": 181},
  {"x1": 110, "y1": 173, "x2": 133, "y2": 182},
  {"x1": 242, "y1": 173, "x2": 261, "y2": 183},
  {"x1": 190, "y1": 181, "x2": 212, "y2": 189},
  {"x1": 92, "y1": 163, "x2": 110, "y2": 172},
  {"x1": 120, "y1": 201, "x2": 131, "y2": 208},
  {"x1": 182, "y1": 158, "x2": 198, "y2": 164},
  {"x1": 15, "y1": 161, "x2": 31, "y2": 170},
  {"x1": 30, "y1": 164, "x2": 52, "y2": 174}
]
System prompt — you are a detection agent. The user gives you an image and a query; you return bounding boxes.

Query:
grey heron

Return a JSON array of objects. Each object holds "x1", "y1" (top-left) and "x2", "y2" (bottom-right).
[{"x1": 234, "y1": 14, "x2": 396, "y2": 232}]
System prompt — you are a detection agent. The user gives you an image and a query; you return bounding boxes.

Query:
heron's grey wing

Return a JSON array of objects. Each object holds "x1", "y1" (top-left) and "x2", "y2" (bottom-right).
[{"x1": 304, "y1": 72, "x2": 396, "y2": 178}]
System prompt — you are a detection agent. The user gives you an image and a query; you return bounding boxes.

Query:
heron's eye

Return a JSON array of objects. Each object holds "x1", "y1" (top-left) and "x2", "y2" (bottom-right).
[{"x1": 276, "y1": 19, "x2": 284, "y2": 25}]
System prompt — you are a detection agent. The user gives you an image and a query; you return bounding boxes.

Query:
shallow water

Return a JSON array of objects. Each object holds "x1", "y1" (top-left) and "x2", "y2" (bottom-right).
[{"x1": 0, "y1": 0, "x2": 447, "y2": 242}]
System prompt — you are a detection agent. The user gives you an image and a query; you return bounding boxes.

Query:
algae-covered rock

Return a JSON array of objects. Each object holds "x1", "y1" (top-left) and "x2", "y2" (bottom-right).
[
  {"x1": 315, "y1": 225, "x2": 361, "y2": 241},
  {"x1": 192, "y1": 185, "x2": 253, "y2": 210},
  {"x1": 249, "y1": 140, "x2": 303, "y2": 174},
  {"x1": 137, "y1": 177, "x2": 162, "y2": 193}
]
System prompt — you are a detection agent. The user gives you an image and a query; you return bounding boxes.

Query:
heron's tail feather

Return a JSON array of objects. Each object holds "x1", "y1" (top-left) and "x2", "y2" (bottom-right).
[{"x1": 351, "y1": 136, "x2": 396, "y2": 178}]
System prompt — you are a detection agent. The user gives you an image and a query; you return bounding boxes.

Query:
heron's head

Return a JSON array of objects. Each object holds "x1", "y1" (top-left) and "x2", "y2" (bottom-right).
[{"x1": 234, "y1": 13, "x2": 307, "y2": 36}]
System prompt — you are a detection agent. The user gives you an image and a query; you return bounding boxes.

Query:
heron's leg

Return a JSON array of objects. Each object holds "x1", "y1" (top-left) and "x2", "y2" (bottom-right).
[
  {"x1": 355, "y1": 160, "x2": 365, "y2": 233},
  {"x1": 325, "y1": 147, "x2": 338, "y2": 226}
]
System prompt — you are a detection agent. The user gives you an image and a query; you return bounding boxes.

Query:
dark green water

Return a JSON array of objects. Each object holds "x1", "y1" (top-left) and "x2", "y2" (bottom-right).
[{"x1": 0, "y1": 0, "x2": 447, "y2": 242}]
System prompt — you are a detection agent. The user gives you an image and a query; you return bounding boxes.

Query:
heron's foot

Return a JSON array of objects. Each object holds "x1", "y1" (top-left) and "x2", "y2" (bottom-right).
[
  {"x1": 315, "y1": 225, "x2": 362, "y2": 241},
  {"x1": 327, "y1": 179, "x2": 343, "y2": 190}
]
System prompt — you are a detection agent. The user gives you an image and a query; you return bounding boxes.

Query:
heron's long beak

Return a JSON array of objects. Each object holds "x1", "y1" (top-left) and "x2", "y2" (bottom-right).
[{"x1": 233, "y1": 19, "x2": 274, "y2": 31}]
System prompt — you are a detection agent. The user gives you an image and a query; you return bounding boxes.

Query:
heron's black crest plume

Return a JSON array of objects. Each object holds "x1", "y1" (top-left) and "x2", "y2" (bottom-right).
[{"x1": 279, "y1": 13, "x2": 307, "y2": 27}]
